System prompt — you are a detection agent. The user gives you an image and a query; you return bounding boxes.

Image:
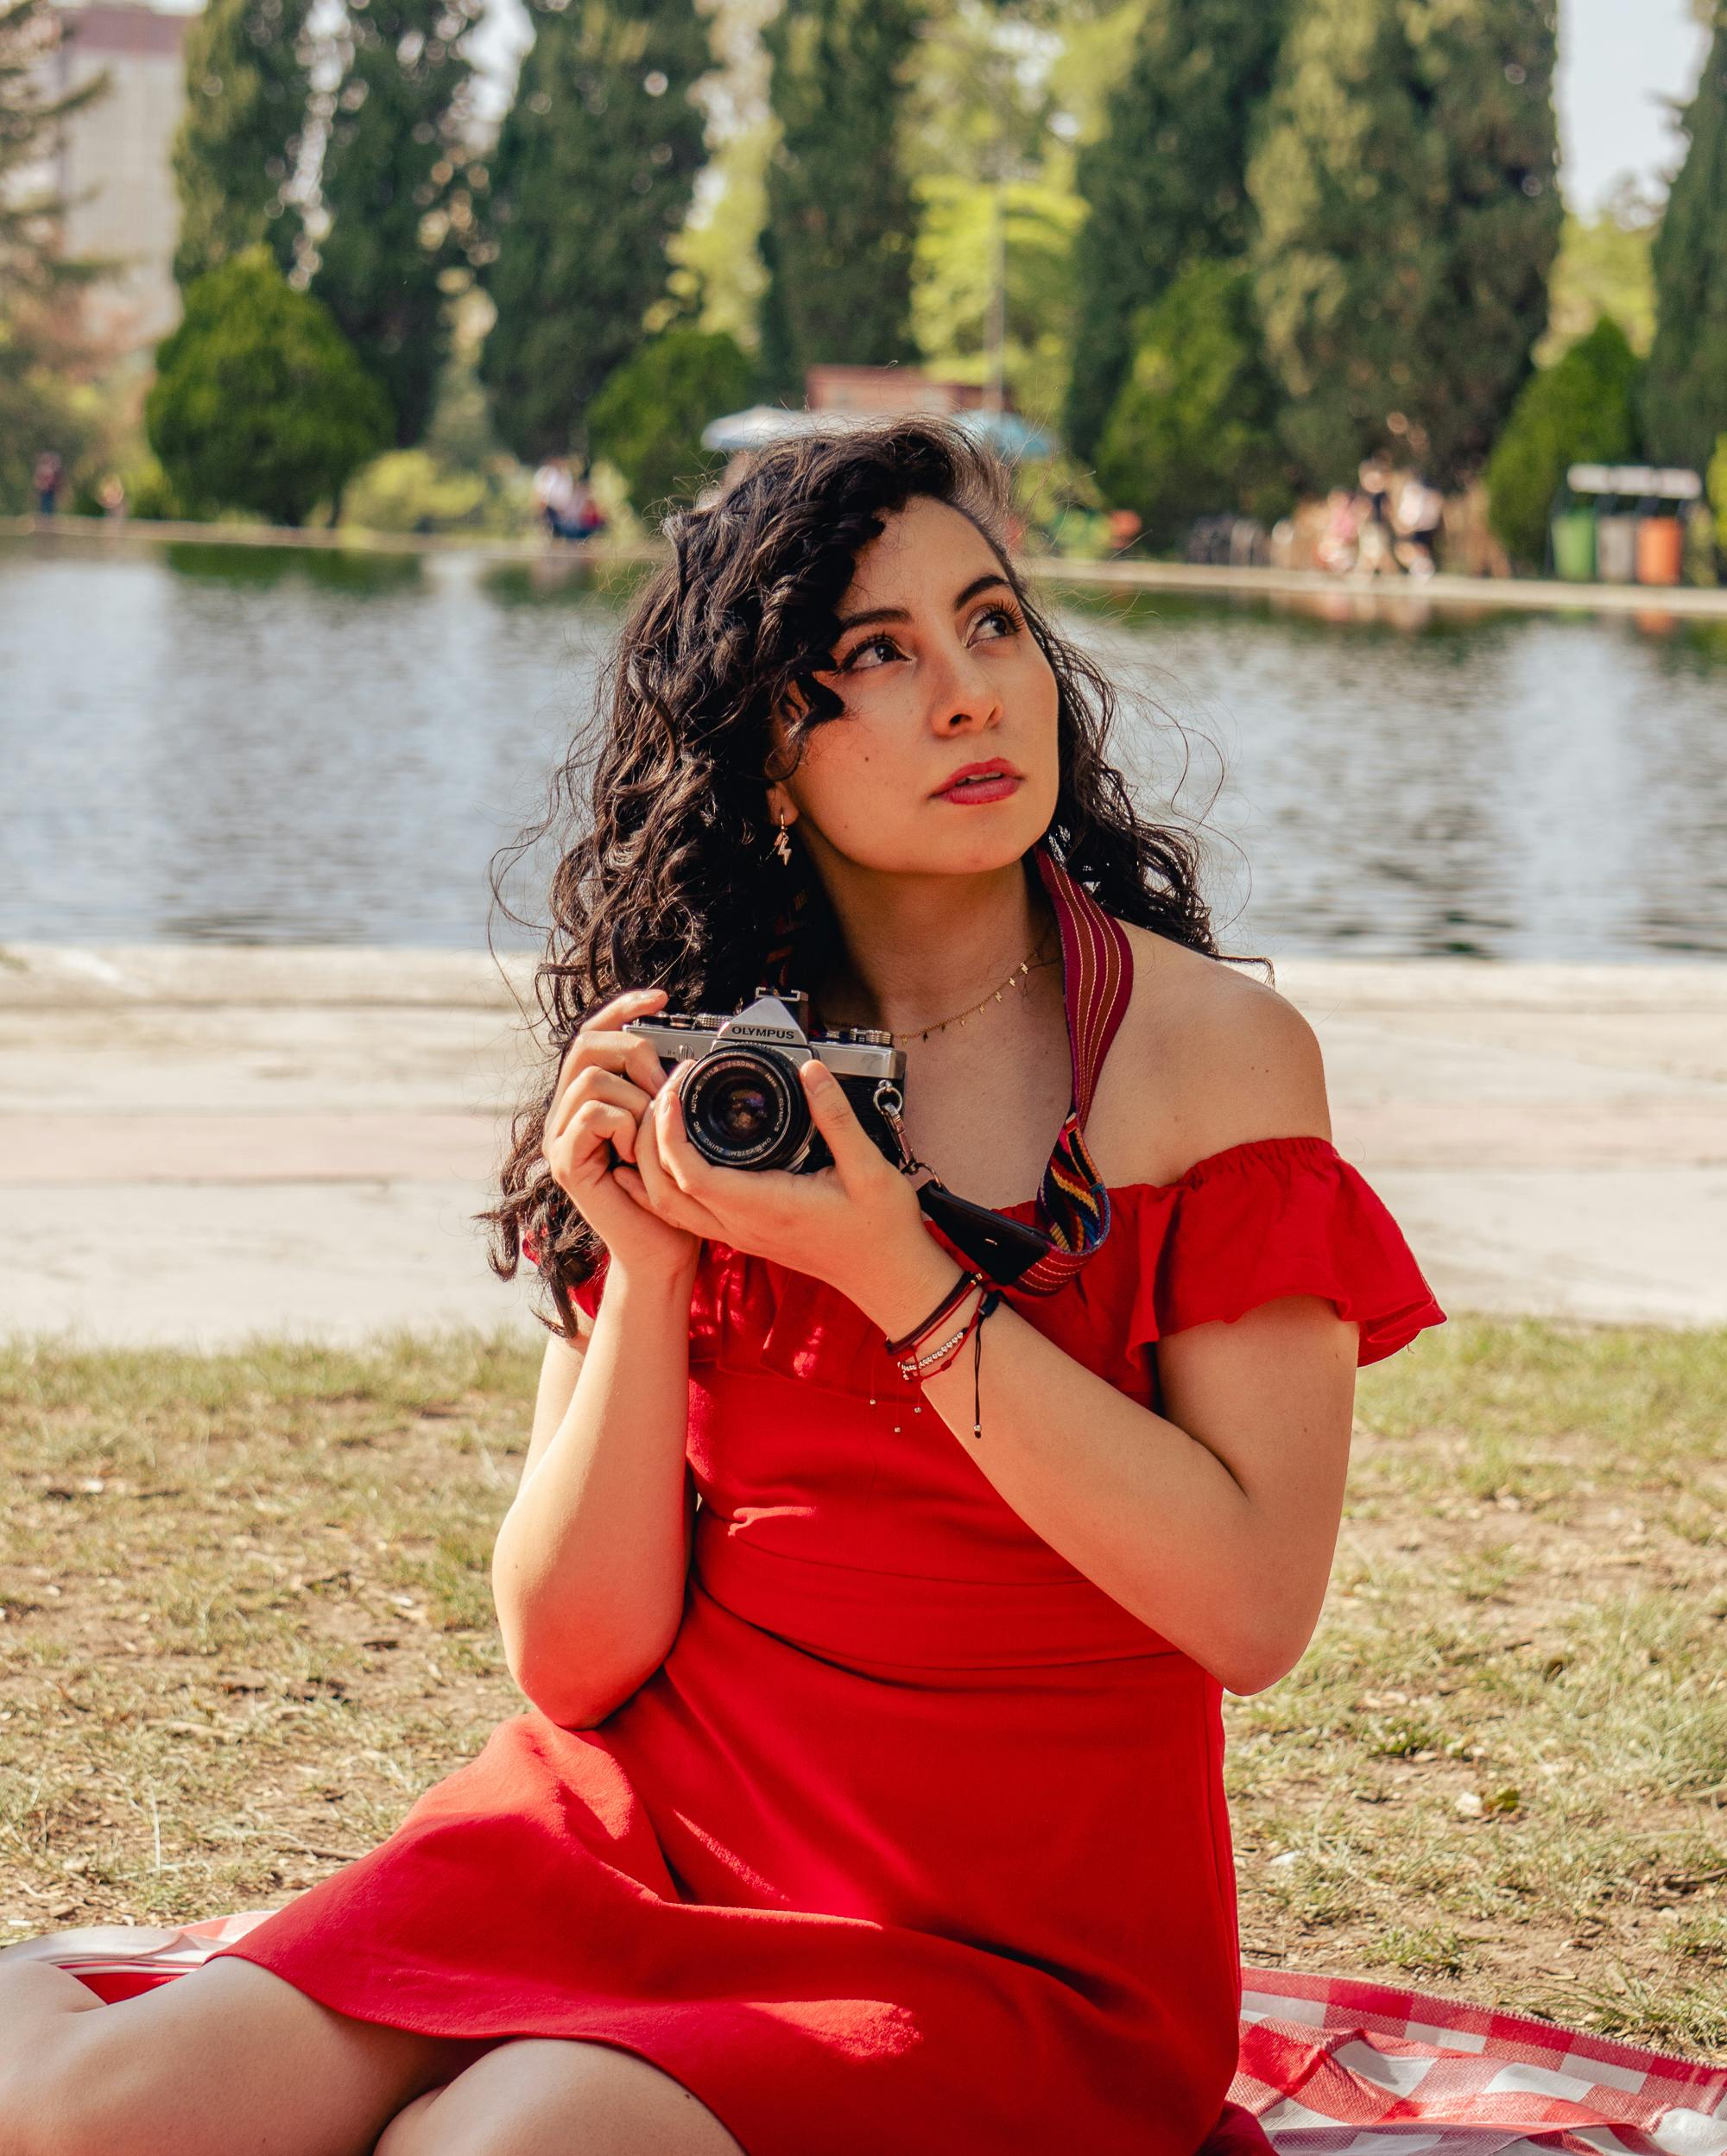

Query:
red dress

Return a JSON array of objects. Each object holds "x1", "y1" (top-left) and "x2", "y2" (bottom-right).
[{"x1": 205, "y1": 1130, "x2": 1445, "y2": 2154}]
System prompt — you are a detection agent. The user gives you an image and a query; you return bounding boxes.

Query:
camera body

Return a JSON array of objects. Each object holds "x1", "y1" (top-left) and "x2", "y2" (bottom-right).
[{"x1": 623, "y1": 989, "x2": 907, "y2": 1174}]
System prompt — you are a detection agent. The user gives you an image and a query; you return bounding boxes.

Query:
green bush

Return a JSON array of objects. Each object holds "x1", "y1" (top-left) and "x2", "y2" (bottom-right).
[
  {"x1": 1485, "y1": 315, "x2": 1642, "y2": 567},
  {"x1": 1091, "y1": 259, "x2": 1293, "y2": 549},
  {"x1": 342, "y1": 450, "x2": 489, "y2": 535},
  {"x1": 585, "y1": 328, "x2": 754, "y2": 522},
  {"x1": 145, "y1": 246, "x2": 394, "y2": 526}
]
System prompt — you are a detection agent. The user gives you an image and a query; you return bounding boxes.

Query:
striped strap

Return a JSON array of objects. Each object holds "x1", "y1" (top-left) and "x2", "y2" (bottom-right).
[
  {"x1": 765, "y1": 839, "x2": 1133, "y2": 1296},
  {"x1": 1014, "y1": 842, "x2": 1133, "y2": 1294}
]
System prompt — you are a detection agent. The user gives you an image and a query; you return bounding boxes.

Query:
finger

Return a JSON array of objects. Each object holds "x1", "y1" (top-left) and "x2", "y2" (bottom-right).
[
  {"x1": 633, "y1": 1091, "x2": 725, "y2": 1237},
  {"x1": 652, "y1": 1066, "x2": 716, "y2": 1199},
  {"x1": 554, "y1": 1065, "x2": 655, "y2": 1148},
  {"x1": 579, "y1": 985, "x2": 668, "y2": 1036},
  {"x1": 548, "y1": 1037, "x2": 670, "y2": 1148},
  {"x1": 553, "y1": 1098, "x2": 639, "y2": 1183},
  {"x1": 797, "y1": 1059, "x2": 882, "y2": 1186}
]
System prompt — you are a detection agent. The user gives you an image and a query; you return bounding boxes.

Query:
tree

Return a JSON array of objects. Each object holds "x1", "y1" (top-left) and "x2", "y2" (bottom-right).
[
  {"x1": 1484, "y1": 314, "x2": 1641, "y2": 565},
  {"x1": 755, "y1": 0, "x2": 923, "y2": 401},
  {"x1": 1536, "y1": 174, "x2": 1660, "y2": 364},
  {"x1": 478, "y1": 0, "x2": 712, "y2": 465},
  {"x1": 910, "y1": 174, "x2": 1084, "y2": 426},
  {"x1": 1064, "y1": 0, "x2": 1291, "y2": 464},
  {"x1": 170, "y1": 0, "x2": 313, "y2": 289},
  {"x1": 1641, "y1": 15, "x2": 1727, "y2": 473},
  {"x1": 586, "y1": 325, "x2": 753, "y2": 516},
  {"x1": 312, "y1": 0, "x2": 487, "y2": 450},
  {"x1": 0, "y1": 0, "x2": 111, "y2": 508},
  {"x1": 146, "y1": 246, "x2": 393, "y2": 524},
  {"x1": 1092, "y1": 259, "x2": 1294, "y2": 547},
  {"x1": 1249, "y1": 0, "x2": 1562, "y2": 490}
]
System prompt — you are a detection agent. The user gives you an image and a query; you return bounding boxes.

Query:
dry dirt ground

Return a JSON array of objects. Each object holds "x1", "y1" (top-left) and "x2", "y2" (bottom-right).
[{"x1": 2, "y1": 1316, "x2": 1722, "y2": 2062}]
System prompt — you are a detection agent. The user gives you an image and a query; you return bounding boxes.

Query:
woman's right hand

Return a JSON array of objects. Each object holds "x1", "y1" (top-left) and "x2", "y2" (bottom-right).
[{"x1": 541, "y1": 987, "x2": 699, "y2": 1280}]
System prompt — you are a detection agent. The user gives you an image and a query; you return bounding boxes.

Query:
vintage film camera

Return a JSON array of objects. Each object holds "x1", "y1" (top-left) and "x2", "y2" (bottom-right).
[{"x1": 623, "y1": 989, "x2": 908, "y2": 1175}]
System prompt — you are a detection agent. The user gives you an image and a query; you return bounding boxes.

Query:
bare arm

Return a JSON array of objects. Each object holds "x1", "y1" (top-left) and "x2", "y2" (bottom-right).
[
  {"x1": 493, "y1": 1263, "x2": 701, "y2": 1728},
  {"x1": 492, "y1": 983, "x2": 708, "y2": 1729},
  {"x1": 861, "y1": 987, "x2": 1356, "y2": 1695}
]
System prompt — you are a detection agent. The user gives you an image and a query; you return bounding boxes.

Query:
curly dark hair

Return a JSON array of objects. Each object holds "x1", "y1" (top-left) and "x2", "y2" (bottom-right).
[{"x1": 479, "y1": 412, "x2": 1236, "y2": 1339}]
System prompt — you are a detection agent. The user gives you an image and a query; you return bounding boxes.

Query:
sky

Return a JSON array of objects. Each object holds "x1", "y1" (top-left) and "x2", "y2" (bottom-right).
[{"x1": 1555, "y1": 0, "x2": 1711, "y2": 214}]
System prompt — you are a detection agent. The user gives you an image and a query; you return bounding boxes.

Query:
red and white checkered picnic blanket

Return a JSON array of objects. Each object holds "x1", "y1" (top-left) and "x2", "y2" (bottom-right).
[{"x1": 9, "y1": 1917, "x2": 1724, "y2": 2152}]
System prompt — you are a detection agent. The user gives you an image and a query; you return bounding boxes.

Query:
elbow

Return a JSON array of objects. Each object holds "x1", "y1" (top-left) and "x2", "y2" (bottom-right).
[
  {"x1": 507, "y1": 1648, "x2": 663, "y2": 1730},
  {"x1": 1215, "y1": 1624, "x2": 1313, "y2": 1698},
  {"x1": 501, "y1": 1602, "x2": 685, "y2": 1729}
]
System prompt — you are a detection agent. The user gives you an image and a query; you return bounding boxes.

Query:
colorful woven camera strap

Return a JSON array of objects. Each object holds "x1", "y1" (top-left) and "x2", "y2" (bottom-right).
[{"x1": 764, "y1": 838, "x2": 1134, "y2": 1297}]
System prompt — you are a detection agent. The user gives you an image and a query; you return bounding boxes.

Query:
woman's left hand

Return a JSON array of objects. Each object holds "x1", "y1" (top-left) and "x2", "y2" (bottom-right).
[{"x1": 613, "y1": 1055, "x2": 948, "y2": 1317}]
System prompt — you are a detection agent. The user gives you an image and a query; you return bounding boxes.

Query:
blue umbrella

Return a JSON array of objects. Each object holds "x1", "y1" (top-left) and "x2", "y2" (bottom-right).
[{"x1": 951, "y1": 408, "x2": 1055, "y2": 460}]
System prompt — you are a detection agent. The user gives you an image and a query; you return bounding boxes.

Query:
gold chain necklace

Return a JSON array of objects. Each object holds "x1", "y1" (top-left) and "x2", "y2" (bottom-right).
[{"x1": 887, "y1": 929, "x2": 1056, "y2": 1046}]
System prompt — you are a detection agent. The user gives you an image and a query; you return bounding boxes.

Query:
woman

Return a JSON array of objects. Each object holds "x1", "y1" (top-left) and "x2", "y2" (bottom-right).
[{"x1": 0, "y1": 417, "x2": 1444, "y2": 2155}]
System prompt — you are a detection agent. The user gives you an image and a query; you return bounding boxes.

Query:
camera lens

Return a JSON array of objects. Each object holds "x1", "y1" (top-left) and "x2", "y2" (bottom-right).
[{"x1": 682, "y1": 1049, "x2": 813, "y2": 1170}]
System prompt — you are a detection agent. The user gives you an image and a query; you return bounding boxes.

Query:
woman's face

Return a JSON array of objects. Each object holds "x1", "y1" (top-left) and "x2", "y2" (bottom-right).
[{"x1": 768, "y1": 494, "x2": 1060, "y2": 878}]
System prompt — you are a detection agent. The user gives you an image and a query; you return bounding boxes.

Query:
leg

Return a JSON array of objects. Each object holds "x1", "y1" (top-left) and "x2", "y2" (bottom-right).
[
  {"x1": 374, "y1": 2037, "x2": 748, "y2": 2156},
  {"x1": 0, "y1": 1952, "x2": 496, "y2": 2156}
]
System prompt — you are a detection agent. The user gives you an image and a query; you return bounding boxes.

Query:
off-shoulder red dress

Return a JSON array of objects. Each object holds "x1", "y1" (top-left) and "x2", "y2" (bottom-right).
[{"x1": 205, "y1": 863, "x2": 1446, "y2": 2155}]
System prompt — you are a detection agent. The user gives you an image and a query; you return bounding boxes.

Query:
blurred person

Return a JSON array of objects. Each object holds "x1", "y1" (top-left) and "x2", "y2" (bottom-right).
[
  {"x1": 32, "y1": 448, "x2": 62, "y2": 517},
  {"x1": 1106, "y1": 506, "x2": 1143, "y2": 554},
  {"x1": 1351, "y1": 454, "x2": 1398, "y2": 577},
  {"x1": 1316, "y1": 486, "x2": 1360, "y2": 574},
  {"x1": 532, "y1": 456, "x2": 579, "y2": 540},
  {"x1": 98, "y1": 474, "x2": 128, "y2": 525},
  {"x1": 1392, "y1": 470, "x2": 1444, "y2": 580},
  {"x1": 563, "y1": 461, "x2": 607, "y2": 544}
]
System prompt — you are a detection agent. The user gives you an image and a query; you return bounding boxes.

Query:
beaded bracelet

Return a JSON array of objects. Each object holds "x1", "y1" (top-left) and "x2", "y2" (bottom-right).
[{"x1": 894, "y1": 1279, "x2": 989, "y2": 1381}]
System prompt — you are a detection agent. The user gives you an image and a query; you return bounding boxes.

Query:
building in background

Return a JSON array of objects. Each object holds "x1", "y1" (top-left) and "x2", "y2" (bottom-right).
[
  {"x1": 805, "y1": 366, "x2": 993, "y2": 417},
  {"x1": 49, "y1": 1, "x2": 190, "y2": 352}
]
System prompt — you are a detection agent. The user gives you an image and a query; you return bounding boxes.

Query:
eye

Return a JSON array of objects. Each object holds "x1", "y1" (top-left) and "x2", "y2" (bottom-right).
[
  {"x1": 841, "y1": 632, "x2": 901, "y2": 673},
  {"x1": 838, "y1": 602, "x2": 1022, "y2": 673}
]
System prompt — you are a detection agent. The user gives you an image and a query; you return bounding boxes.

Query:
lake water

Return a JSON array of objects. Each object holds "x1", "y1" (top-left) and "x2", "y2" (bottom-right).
[{"x1": 3, "y1": 532, "x2": 1724, "y2": 962}]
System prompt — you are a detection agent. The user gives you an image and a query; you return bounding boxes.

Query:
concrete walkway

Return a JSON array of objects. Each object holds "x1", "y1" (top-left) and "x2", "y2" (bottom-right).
[
  {"x1": 1, "y1": 944, "x2": 1723, "y2": 1350},
  {"x1": 11, "y1": 515, "x2": 1727, "y2": 620}
]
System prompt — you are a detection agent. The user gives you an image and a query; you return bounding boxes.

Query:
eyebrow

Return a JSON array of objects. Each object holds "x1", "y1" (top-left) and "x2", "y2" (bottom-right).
[{"x1": 832, "y1": 571, "x2": 1014, "y2": 635}]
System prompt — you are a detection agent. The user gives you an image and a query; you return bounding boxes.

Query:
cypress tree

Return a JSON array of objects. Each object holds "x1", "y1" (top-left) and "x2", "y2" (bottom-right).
[
  {"x1": 1642, "y1": 13, "x2": 1727, "y2": 473},
  {"x1": 1249, "y1": 0, "x2": 1562, "y2": 489},
  {"x1": 478, "y1": 0, "x2": 712, "y2": 465},
  {"x1": 756, "y1": 0, "x2": 923, "y2": 401},
  {"x1": 0, "y1": 0, "x2": 110, "y2": 506},
  {"x1": 171, "y1": 0, "x2": 313, "y2": 288},
  {"x1": 311, "y1": 0, "x2": 486, "y2": 449},
  {"x1": 1063, "y1": 0, "x2": 1291, "y2": 465}
]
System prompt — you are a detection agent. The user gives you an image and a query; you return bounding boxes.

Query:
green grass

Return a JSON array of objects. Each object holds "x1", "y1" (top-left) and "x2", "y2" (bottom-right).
[{"x1": 2, "y1": 1317, "x2": 1722, "y2": 2060}]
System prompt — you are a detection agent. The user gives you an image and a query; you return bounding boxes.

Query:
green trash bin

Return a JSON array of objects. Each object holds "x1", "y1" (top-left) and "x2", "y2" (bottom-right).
[{"x1": 1550, "y1": 508, "x2": 1596, "y2": 582}]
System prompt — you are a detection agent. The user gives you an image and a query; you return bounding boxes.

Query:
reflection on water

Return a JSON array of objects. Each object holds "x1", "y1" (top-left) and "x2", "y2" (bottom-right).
[{"x1": 2, "y1": 533, "x2": 1723, "y2": 958}]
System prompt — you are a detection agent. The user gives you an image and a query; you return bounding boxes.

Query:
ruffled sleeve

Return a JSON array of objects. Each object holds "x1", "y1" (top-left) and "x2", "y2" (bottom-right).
[{"x1": 1131, "y1": 1135, "x2": 1446, "y2": 1368}]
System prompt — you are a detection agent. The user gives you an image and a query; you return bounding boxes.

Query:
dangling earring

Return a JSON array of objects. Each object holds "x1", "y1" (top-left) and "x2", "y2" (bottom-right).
[{"x1": 773, "y1": 808, "x2": 794, "y2": 867}]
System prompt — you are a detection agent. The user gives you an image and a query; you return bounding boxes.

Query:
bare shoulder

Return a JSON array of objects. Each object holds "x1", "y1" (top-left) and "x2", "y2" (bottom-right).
[{"x1": 1092, "y1": 919, "x2": 1332, "y2": 1187}]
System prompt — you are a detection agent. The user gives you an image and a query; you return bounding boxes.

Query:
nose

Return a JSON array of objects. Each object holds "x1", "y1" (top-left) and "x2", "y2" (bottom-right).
[{"x1": 927, "y1": 635, "x2": 1002, "y2": 734}]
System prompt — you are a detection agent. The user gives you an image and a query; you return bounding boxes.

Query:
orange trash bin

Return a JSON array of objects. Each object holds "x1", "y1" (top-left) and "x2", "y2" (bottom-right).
[{"x1": 1636, "y1": 514, "x2": 1684, "y2": 586}]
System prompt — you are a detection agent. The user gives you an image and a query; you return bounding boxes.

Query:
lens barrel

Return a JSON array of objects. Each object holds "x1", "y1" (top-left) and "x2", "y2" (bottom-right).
[{"x1": 681, "y1": 1047, "x2": 813, "y2": 1170}]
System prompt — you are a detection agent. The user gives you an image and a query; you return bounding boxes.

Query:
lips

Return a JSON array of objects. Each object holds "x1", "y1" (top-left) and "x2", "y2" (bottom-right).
[{"x1": 933, "y1": 761, "x2": 1022, "y2": 799}]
